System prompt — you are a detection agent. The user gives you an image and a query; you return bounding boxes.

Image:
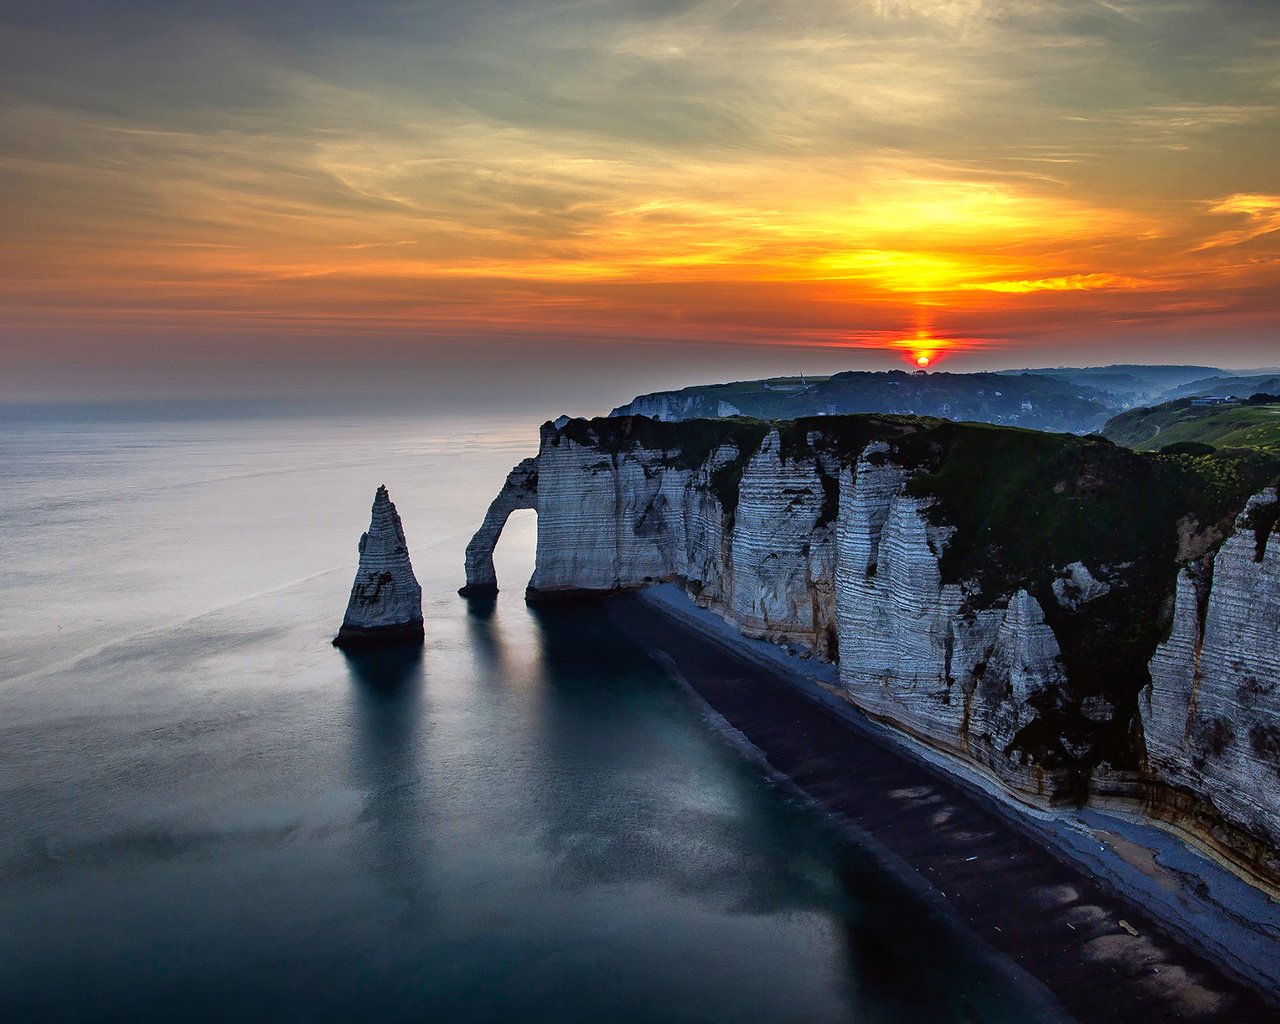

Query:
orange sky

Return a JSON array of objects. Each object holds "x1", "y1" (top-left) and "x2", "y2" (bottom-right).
[{"x1": 1, "y1": 1, "x2": 1278, "y2": 396}]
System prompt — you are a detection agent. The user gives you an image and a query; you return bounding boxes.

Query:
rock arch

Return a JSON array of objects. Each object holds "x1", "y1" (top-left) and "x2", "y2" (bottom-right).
[{"x1": 458, "y1": 456, "x2": 538, "y2": 596}]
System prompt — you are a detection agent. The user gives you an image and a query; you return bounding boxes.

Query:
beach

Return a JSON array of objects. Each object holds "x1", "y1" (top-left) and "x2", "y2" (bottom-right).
[{"x1": 609, "y1": 584, "x2": 1280, "y2": 1023}]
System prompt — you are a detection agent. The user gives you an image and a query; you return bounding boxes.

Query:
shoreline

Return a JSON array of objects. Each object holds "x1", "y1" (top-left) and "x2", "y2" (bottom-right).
[{"x1": 606, "y1": 583, "x2": 1280, "y2": 1023}]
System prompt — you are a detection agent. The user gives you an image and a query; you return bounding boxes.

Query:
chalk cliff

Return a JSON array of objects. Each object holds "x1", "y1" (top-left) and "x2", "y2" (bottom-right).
[
  {"x1": 459, "y1": 457, "x2": 537, "y2": 596},
  {"x1": 465, "y1": 415, "x2": 1280, "y2": 881},
  {"x1": 334, "y1": 485, "x2": 424, "y2": 647},
  {"x1": 1142, "y1": 488, "x2": 1280, "y2": 878},
  {"x1": 832, "y1": 449, "x2": 1070, "y2": 795}
]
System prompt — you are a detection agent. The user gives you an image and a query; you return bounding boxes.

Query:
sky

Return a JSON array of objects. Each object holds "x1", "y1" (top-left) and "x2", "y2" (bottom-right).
[{"x1": 1, "y1": 0, "x2": 1278, "y2": 405}]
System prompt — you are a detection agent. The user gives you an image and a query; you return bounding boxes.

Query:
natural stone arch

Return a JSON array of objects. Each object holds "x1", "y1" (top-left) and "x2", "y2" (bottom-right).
[{"x1": 458, "y1": 457, "x2": 538, "y2": 596}]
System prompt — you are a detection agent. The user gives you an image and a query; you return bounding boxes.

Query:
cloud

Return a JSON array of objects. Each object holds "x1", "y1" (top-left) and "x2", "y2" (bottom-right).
[
  {"x1": 966, "y1": 273, "x2": 1149, "y2": 293},
  {"x1": 0, "y1": 0, "x2": 1278, "y2": 375},
  {"x1": 1197, "y1": 194, "x2": 1280, "y2": 250}
]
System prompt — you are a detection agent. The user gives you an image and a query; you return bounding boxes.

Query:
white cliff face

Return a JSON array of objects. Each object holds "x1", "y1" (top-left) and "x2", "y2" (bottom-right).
[
  {"x1": 1052, "y1": 561, "x2": 1111, "y2": 610},
  {"x1": 527, "y1": 431, "x2": 697, "y2": 594},
  {"x1": 468, "y1": 418, "x2": 1280, "y2": 877},
  {"x1": 976, "y1": 590, "x2": 1068, "y2": 758},
  {"x1": 610, "y1": 392, "x2": 711, "y2": 421},
  {"x1": 727, "y1": 431, "x2": 827, "y2": 645},
  {"x1": 834, "y1": 450, "x2": 1068, "y2": 791},
  {"x1": 514, "y1": 423, "x2": 1077, "y2": 792},
  {"x1": 484, "y1": 422, "x2": 1074, "y2": 784},
  {"x1": 1143, "y1": 489, "x2": 1280, "y2": 869},
  {"x1": 1142, "y1": 564, "x2": 1206, "y2": 773},
  {"x1": 480, "y1": 422, "x2": 833, "y2": 650},
  {"x1": 335, "y1": 485, "x2": 423, "y2": 646},
  {"x1": 461, "y1": 457, "x2": 537, "y2": 595},
  {"x1": 679, "y1": 445, "x2": 739, "y2": 613}
]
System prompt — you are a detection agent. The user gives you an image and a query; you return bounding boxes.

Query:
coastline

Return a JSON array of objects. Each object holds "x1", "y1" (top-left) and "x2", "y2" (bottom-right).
[{"x1": 606, "y1": 584, "x2": 1280, "y2": 1023}]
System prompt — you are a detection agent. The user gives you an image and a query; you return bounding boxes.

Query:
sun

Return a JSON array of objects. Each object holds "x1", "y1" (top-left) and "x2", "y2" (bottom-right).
[{"x1": 915, "y1": 354, "x2": 931, "y2": 368}]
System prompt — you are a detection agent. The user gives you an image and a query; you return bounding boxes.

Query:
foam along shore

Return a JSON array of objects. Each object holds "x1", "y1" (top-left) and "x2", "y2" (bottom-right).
[{"x1": 608, "y1": 583, "x2": 1280, "y2": 1023}]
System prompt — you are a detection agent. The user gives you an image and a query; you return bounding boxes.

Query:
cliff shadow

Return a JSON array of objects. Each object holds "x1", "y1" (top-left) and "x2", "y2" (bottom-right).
[
  {"x1": 462, "y1": 591, "x2": 497, "y2": 620},
  {"x1": 343, "y1": 643, "x2": 436, "y2": 926},
  {"x1": 341, "y1": 642, "x2": 425, "y2": 692}
]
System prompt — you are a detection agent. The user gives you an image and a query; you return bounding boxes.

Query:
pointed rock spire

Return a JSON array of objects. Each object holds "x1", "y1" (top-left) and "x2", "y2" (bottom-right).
[{"x1": 333, "y1": 485, "x2": 424, "y2": 648}]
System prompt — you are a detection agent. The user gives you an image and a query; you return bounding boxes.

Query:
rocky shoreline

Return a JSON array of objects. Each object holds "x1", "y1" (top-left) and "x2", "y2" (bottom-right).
[
  {"x1": 466, "y1": 413, "x2": 1280, "y2": 887},
  {"x1": 608, "y1": 584, "x2": 1280, "y2": 1022}
]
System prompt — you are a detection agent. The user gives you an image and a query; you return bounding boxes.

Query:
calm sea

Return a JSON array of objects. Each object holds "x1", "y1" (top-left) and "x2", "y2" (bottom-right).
[{"x1": 0, "y1": 403, "x2": 1045, "y2": 1023}]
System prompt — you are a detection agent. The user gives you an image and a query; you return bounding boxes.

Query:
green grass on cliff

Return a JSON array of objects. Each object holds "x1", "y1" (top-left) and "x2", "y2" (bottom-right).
[
  {"x1": 888, "y1": 422, "x2": 1280, "y2": 770},
  {"x1": 553, "y1": 415, "x2": 770, "y2": 515},
  {"x1": 1102, "y1": 397, "x2": 1280, "y2": 453},
  {"x1": 552, "y1": 413, "x2": 1280, "y2": 774}
]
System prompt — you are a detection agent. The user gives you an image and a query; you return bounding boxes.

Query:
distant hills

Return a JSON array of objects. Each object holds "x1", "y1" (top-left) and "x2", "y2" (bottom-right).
[
  {"x1": 1008, "y1": 365, "x2": 1225, "y2": 407},
  {"x1": 1101, "y1": 394, "x2": 1280, "y2": 453},
  {"x1": 1159, "y1": 373, "x2": 1280, "y2": 402},
  {"x1": 610, "y1": 364, "x2": 1280, "y2": 435}
]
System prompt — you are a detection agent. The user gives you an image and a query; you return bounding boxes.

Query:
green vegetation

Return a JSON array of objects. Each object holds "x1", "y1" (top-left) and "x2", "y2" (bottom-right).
[
  {"x1": 615, "y1": 369, "x2": 1118, "y2": 433},
  {"x1": 888, "y1": 422, "x2": 1280, "y2": 768},
  {"x1": 554, "y1": 414, "x2": 768, "y2": 471},
  {"x1": 552, "y1": 415, "x2": 770, "y2": 517},
  {"x1": 778, "y1": 414, "x2": 944, "y2": 525},
  {"x1": 552, "y1": 412, "x2": 1280, "y2": 772},
  {"x1": 1102, "y1": 397, "x2": 1280, "y2": 453}
]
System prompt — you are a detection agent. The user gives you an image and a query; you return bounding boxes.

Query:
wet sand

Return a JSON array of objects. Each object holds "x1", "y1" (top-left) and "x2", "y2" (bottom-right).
[{"x1": 607, "y1": 588, "x2": 1280, "y2": 1024}]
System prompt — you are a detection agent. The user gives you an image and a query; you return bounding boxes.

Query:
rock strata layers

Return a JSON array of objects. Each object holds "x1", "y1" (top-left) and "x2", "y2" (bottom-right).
[
  {"x1": 465, "y1": 415, "x2": 1280, "y2": 883},
  {"x1": 459, "y1": 457, "x2": 537, "y2": 596},
  {"x1": 1142, "y1": 488, "x2": 1280, "y2": 877},
  {"x1": 334, "y1": 485, "x2": 424, "y2": 647}
]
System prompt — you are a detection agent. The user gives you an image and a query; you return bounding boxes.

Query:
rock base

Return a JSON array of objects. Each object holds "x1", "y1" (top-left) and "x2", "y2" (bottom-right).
[
  {"x1": 332, "y1": 618, "x2": 425, "y2": 649},
  {"x1": 524, "y1": 585, "x2": 627, "y2": 606}
]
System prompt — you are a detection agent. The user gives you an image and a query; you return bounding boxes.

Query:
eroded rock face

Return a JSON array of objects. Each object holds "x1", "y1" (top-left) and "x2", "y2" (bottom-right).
[
  {"x1": 528, "y1": 423, "x2": 839, "y2": 652},
  {"x1": 334, "y1": 485, "x2": 423, "y2": 647},
  {"x1": 460, "y1": 457, "x2": 538, "y2": 596},
  {"x1": 1142, "y1": 488, "x2": 1280, "y2": 874},
  {"x1": 468, "y1": 416, "x2": 1280, "y2": 879},
  {"x1": 834, "y1": 451, "x2": 1068, "y2": 794},
  {"x1": 1052, "y1": 561, "x2": 1111, "y2": 610},
  {"x1": 727, "y1": 430, "x2": 828, "y2": 645},
  {"x1": 481, "y1": 420, "x2": 1079, "y2": 795},
  {"x1": 526, "y1": 431, "x2": 696, "y2": 595}
]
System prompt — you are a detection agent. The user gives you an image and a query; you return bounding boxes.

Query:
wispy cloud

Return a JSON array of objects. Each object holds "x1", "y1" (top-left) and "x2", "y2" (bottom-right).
[
  {"x1": 0, "y1": 0, "x2": 1277, "y2": 363},
  {"x1": 1197, "y1": 194, "x2": 1280, "y2": 250}
]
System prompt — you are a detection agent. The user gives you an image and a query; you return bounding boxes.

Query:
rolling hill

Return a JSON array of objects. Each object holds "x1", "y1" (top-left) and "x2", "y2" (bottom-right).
[{"x1": 1101, "y1": 395, "x2": 1280, "y2": 453}]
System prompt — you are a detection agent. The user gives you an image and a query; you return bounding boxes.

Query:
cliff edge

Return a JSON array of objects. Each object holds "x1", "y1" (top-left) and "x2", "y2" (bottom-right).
[{"x1": 464, "y1": 414, "x2": 1280, "y2": 885}]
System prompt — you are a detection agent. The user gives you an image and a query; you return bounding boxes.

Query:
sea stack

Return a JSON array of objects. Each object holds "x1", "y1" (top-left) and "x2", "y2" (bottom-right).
[{"x1": 333, "y1": 485, "x2": 424, "y2": 648}]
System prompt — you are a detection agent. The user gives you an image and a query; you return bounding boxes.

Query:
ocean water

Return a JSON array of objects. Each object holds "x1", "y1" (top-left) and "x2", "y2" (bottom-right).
[{"x1": 0, "y1": 404, "x2": 1045, "y2": 1023}]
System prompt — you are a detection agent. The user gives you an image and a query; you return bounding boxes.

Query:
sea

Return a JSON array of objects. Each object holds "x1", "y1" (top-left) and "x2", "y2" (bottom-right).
[{"x1": 0, "y1": 401, "x2": 1046, "y2": 1023}]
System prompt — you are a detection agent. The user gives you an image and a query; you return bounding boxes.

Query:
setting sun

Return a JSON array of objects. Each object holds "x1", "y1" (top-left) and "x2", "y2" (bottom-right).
[{"x1": 916, "y1": 355, "x2": 931, "y2": 368}]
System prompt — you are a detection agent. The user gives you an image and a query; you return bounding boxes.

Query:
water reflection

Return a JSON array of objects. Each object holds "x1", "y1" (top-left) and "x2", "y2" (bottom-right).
[
  {"x1": 343, "y1": 645, "x2": 434, "y2": 928},
  {"x1": 462, "y1": 592, "x2": 497, "y2": 620},
  {"x1": 526, "y1": 603, "x2": 844, "y2": 907},
  {"x1": 525, "y1": 603, "x2": 1036, "y2": 1024},
  {"x1": 462, "y1": 592, "x2": 504, "y2": 669},
  {"x1": 342, "y1": 643, "x2": 426, "y2": 692}
]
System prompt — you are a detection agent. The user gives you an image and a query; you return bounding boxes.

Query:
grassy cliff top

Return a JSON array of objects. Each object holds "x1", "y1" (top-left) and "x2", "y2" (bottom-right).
[
  {"x1": 1102, "y1": 397, "x2": 1280, "y2": 453},
  {"x1": 550, "y1": 412, "x2": 1280, "y2": 769}
]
